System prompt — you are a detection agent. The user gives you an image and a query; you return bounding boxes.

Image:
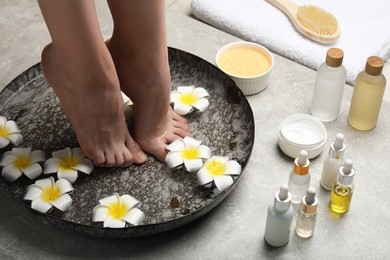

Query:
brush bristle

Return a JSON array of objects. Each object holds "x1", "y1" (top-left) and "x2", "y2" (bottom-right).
[{"x1": 297, "y1": 5, "x2": 338, "y2": 36}]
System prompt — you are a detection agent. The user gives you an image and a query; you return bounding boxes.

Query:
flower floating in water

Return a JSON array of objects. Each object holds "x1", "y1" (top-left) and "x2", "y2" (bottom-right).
[
  {"x1": 165, "y1": 136, "x2": 212, "y2": 172},
  {"x1": 23, "y1": 176, "x2": 74, "y2": 213},
  {"x1": 43, "y1": 147, "x2": 93, "y2": 183},
  {"x1": 0, "y1": 147, "x2": 45, "y2": 182},
  {"x1": 0, "y1": 116, "x2": 23, "y2": 149},
  {"x1": 92, "y1": 193, "x2": 145, "y2": 228},
  {"x1": 197, "y1": 156, "x2": 242, "y2": 192},
  {"x1": 170, "y1": 85, "x2": 210, "y2": 115}
]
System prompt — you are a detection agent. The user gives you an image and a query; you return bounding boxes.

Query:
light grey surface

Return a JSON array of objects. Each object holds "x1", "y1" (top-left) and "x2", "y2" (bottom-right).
[{"x1": 1, "y1": 1, "x2": 390, "y2": 259}]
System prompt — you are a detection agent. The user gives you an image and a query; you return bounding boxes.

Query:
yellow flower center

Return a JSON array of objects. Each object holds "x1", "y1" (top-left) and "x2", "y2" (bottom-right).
[
  {"x1": 59, "y1": 156, "x2": 78, "y2": 169},
  {"x1": 205, "y1": 159, "x2": 226, "y2": 176},
  {"x1": 40, "y1": 186, "x2": 60, "y2": 202},
  {"x1": 0, "y1": 126, "x2": 10, "y2": 137},
  {"x1": 179, "y1": 93, "x2": 198, "y2": 105},
  {"x1": 13, "y1": 155, "x2": 31, "y2": 169},
  {"x1": 108, "y1": 202, "x2": 128, "y2": 219},
  {"x1": 181, "y1": 147, "x2": 200, "y2": 160}
]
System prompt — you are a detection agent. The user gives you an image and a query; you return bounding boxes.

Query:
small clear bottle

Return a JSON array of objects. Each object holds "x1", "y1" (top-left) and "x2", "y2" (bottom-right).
[
  {"x1": 348, "y1": 56, "x2": 387, "y2": 130},
  {"x1": 288, "y1": 150, "x2": 311, "y2": 204},
  {"x1": 320, "y1": 133, "x2": 346, "y2": 190},
  {"x1": 264, "y1": 184, "x2": 294, "y2": 247},
  {"x1": 329, "y1": 159, "x2": 356, "y2": 214},
  {"x1": 296, "y1": 187, "x2": 318, "y2": 238},
  {"x1": 311, "y1": 48, "x2": 347, "y2": 121}
]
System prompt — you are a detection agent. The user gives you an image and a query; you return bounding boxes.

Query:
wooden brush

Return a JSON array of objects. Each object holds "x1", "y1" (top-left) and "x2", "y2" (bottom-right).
[{"x1": 266, "y1": 0, "x2": 340, "y2": 44}]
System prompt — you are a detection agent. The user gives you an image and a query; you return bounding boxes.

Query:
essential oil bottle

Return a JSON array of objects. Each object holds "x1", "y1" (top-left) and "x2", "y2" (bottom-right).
[
  {"x1": 311, "y1": 48, "x2": 347, "y2": 121},
  {"x1": 320, "y1": 133, "x2": 346, "y2": 190},
  {"x1": 329, "y1": 159, "x2": 356, "y2": 214},
  {"x1": 288, "y1": 150, "x2": 311, "y2": 204},
  {"x1": 264, "y1": 184, "x2": 294, "y2": 247},
  {"x1": 348, "y1": 56, "x2": 387, "y2": 130},
  {"x1": 296, "y1": 187, "x2": 318, "y2": 238}
]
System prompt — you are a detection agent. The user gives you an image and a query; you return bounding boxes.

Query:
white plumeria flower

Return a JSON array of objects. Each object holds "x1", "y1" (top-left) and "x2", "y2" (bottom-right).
[
  {"x1": 0, "y1": 116, "x2": 23, "y2": 149},
  {"x1": 0, "y1": 147, "x2": 45, "y2": 182},
  {"x1": 165, "y1": 136, "x2": 212, "y2": 172},
  {"x1": 23, "y1": 176, "x2": 74, "y2": 214},
  {"x1": 92, "y1": 193, "x2": 145, "y2": 228},
  {"x1": 197, "y1": 156, "x2": 242, "y2": 192},
  {"x1": 170, "y1": 85, "x2": 210, "y2": 115},
  {"x1": 43, "y1": 147, "x2": 93, "y2": 183}
]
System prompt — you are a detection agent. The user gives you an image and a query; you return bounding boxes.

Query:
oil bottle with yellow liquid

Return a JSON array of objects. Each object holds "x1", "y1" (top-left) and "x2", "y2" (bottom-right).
[{"x1": 329, "y1": 159, "x2": 356, "y2": 214}]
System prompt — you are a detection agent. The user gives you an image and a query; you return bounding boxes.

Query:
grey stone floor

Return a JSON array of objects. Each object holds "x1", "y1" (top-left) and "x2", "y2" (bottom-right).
[{"x1": 1, "y1": 1, "x2": 390, "y2": 259}]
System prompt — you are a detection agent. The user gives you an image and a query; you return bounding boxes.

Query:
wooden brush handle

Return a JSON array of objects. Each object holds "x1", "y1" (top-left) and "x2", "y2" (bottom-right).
[{"x1": 266, "y1": 0, "x2": 298, "y2": 21}]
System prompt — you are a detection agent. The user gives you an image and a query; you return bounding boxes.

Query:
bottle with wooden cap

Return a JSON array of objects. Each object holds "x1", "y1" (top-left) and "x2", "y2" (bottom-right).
[
  {"x1": 296, "y1": 187, "x2": 318, "y2": 238},
  {"x1": 348, "y1": 56, "x2": 387, "y2": 130},
  {"x1": 288, "y1": 150, "x2": 311, "y2": 204},
  {"x1": 311, "y1": 48, "x2": 347, "y2": 121}
]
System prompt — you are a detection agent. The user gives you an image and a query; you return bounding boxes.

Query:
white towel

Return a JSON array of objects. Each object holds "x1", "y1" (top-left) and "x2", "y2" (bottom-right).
[{"x1": 191, "y1": 0, "x2": 390, "y2": 84}]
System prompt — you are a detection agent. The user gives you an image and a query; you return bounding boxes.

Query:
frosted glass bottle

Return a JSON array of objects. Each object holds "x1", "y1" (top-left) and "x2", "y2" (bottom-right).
[
  {"x1": 348, "y1": 56, "x2": 387, "y2": 130},
  {"x1": 264, "y1": 184, "x2": 294, "y2": 247},
  {"x1": 288, "y1": 150, "x2": 311, "y2": 204},
  {"x1": 311, "y1": 48, "x2": 347, "y2": 121},
  {"x1": 320, "y1": 133, "x2": 346, "y2": 190}
]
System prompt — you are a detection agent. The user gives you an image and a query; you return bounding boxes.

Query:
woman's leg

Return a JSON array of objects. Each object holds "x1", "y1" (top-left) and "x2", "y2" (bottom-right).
[
  {"x1": 106, "y1": 0, "x2": 192, "y2": 161},
  {"x1": 38, "y1": 0, "x2": 146, "y2": 166}
]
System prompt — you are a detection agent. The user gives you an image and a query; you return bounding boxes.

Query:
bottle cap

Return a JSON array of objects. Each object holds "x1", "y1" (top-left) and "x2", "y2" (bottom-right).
[
  {"x1": 300, "y1": 187, "x2": 318, "y2": 214},
  {"x1": 274, "y1": 184, "x2": 292, "y2": 212},
  {"x1": 365, "y1": 56, "x2": 384, "y2": 76},
  {"x1": 326, "y1": 48, "x2": 344, "y2": 68},
  {"x1": 293, "y1": 150, "x2": 310, "y2": 175},
  {"x1": 337, "y1": 159, "x2": 355, "y2": 185},
  {"x1": 329, "y1": 133, "x2": 346, "y2": 159}
]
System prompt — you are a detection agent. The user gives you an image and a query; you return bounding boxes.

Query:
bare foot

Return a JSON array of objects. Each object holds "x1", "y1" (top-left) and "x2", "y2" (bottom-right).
[
  {"x1": 107, "y1": 40, "x2": 192, "y2": 161},
  {"x1": 41, "y1": 43, "x2": 147, "y2": 166}
]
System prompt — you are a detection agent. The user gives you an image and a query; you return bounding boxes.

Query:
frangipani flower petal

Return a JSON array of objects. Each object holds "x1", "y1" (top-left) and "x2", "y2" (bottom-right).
[
  {"x1": 165, "y1": 137, "x2": 211, "y2": 172},
  {"x1": 0, "y1": 118, "x2": 23, "y2": 147},
  {"x1": 183, "y1": 158, "x2": 204, "y2": 172},
  {"x1": 165, "y1": 151, "x2": 184, "y2": 169},
  {"x1": 166, "y1": 138, "x2": 186, "y2": 152},
  {"x1": 120, "y1": 194, "x2": 141, "y2": 209},
  {"x1": 92, "y1": 193, "x2": 145, "y2": 228},
  {"x1": 24, "y1": 177, "x2": 73, "y2": 213},
  {"x1": 43, "y1": 158, "x2": 62, "y2": 173},
  {"x1": 213, "y1": 175, "x2": 234, "y2": 192},
  {"x1": 197, "y1": 167, "x2": 213, "y2": 186},
  {"x1": 196, "y1": 156, "x2": 242, "y2": 192},
  {"x1": 23, "y1": 185, "x2": 42, "y2": 200},
  {"x1": 31, "y1": 150, "x2": 46, "y2": 163},
  {"x1": 58, "y1": 168, "x2": 78, "y2": 183},
  {"x1": 72, "y1": 158, "x2": 93, "y2": 174},
  {"x1": 92, "y1": 205, "x2": 109, "y2": 222},
  {"x1": 170, "y1": 86, "x2": 210, "y2": 115},
  {"x1": 173, "y1": 102, "x2": 193, "y2": 116},
  {"x1": 31, "y1": 198, "x2": 53, "y2": 213},
  {"x1": 0, "y1": 147, "x2": 44, "y2": 181},
  {"x1": 121, "y1": 208, "x2": 145, "y2": 226},
  {"x1": 56, "y1": 178, "x2": 74, "y2": 194},
  {"x1": 2, "y1": 164, "x2": 22, "y2": 182},
  {"x1": 50, "y1": 193, "x2": 72, "y2": 212},
  {"x1": 44, "y1": 147, "x2": 94, "y2": 183},
  {"x1": 192, "y1": 98, "x2": 210, "y2": 112},
  {"x1": 22, "y1": 163, "x2": 43, "y2": 180},
  {"x1": 104, "y1": 217, "x2": 126, "y2": 228}
]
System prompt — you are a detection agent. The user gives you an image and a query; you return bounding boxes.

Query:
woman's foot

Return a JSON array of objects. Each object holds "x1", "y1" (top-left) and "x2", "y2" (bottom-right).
[
  {"x1": 41, "y1": 43, "x2": 147, "y2": 166},
  {"x1": 107, "y1": 39, "x2": 192, "y2": 161}
]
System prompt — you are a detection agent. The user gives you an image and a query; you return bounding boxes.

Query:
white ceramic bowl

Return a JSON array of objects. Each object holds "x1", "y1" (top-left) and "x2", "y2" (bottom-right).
[
  {"x1": 216, "y1": 41, "x2": 274, "y2": 95},
  {"x1": 278, "y1": 114, "x2": 327, "y2": 159}
]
